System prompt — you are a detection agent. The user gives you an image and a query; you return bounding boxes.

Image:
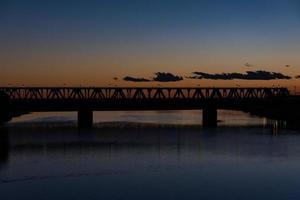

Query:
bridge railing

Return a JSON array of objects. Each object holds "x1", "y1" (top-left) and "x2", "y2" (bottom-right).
[{"x1": 0, "y1": 87, "x2": 289, "y2": 101}]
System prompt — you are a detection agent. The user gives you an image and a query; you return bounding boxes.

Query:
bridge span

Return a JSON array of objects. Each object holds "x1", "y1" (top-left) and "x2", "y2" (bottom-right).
[{"x1": 0, "y1": 87, "x2": 292, "y2": 128}]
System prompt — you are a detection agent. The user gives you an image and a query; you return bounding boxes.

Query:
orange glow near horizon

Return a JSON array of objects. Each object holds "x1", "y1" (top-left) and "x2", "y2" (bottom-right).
[{"x1": 1, "y1": 1, "x2": 300, "y2": 92}]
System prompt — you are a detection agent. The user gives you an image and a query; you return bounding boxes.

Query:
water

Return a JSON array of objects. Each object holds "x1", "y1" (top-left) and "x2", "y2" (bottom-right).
[
  {"x1": 0, "y1": 110, "x2": 300, "y2": 200},
  {"x1": 10, "y1": 110, "x2": 265, "y2": 126}
]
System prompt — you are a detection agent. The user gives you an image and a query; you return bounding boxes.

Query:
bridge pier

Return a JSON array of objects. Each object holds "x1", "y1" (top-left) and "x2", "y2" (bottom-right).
[
  {"x1": 78, "y1": 110, "x2": 93, "y2": 129},
  {"x1": 0, "y1": 91, "x2": 11, "y2": 125},
  {"x1": 202, "y1": 107, "x2": 217, "y2": 128}
]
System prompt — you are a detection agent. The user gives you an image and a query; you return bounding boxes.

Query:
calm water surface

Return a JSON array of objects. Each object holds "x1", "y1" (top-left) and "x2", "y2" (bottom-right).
[{"x1": 0, "y1": 110, "x2": 299, "y2": 200}]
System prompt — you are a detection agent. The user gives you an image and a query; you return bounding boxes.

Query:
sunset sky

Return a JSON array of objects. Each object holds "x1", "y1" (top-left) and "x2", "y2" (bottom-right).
[{"x1": 1, "y1": 0, "x2": 300, "y2": 89}]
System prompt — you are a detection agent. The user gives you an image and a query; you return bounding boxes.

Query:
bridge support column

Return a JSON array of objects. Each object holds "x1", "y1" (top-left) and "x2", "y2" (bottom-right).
[
  {"x1": 78, "y1": 110, "x2": 93, "y2": 129},
  {"x1": 0, "y1": 112, "x2": 11, "y2": 125},
  {"x1": 202, "y1": 107, "x2": 217, "y2": 128},
  {"x1": 0, "y1": 91, "x2": 11, "y2": 125}
]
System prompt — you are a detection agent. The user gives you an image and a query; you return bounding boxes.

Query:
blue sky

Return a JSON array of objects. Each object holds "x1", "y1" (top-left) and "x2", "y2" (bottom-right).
[{"x1": 0, "y1": 0, "x2": 300, "y2": 86}]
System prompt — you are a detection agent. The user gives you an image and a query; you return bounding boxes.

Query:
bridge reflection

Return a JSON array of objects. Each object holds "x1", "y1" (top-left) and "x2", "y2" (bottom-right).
[{"x1": 0, "y1": 123, "x2": 294, "y2": 171}]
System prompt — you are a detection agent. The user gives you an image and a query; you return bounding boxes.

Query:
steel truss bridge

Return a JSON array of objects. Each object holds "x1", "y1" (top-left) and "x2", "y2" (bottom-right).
[
  {"x1": 0, "y1": 87, "x2": 289, "y2": 100},
  {"x1": 0, "y1": 87, "x2": 291, "y2": 128}
]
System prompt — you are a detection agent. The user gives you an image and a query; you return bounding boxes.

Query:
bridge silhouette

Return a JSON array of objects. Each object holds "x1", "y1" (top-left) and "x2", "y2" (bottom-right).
[{"x1": 0, "y1": 87, "x2": 294, "y2": 128}]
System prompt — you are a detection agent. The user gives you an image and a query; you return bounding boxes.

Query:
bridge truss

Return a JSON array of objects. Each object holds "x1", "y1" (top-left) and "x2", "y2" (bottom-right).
[{"x1": 0, "y1": 87, "x2": 290, "y2": 101}]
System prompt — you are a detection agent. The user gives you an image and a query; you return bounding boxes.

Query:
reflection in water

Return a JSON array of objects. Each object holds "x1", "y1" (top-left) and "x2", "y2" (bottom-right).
[
  {"x1": 264, "y1": 119, "x2": 289, "y2": 135},
  {"x1": 2, "y1": 124, "x2": 294, "y2": 157},
  {"x1": 1, "y1": 111, "x2": 300, "y2": 200},
  {"x1": 10, "y1": 110, "x2": 268, "y2": 126}
]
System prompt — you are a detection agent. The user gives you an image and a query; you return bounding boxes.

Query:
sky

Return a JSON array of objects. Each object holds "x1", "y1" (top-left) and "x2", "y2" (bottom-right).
[{"x1": 0, "y1": 0, "x2": 300, "y2": 89}]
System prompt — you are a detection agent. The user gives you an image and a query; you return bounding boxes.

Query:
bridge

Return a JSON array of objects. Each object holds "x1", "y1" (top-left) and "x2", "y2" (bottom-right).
[{"x1": 0, "y1": 87, "x2": 293, "y2": 128}]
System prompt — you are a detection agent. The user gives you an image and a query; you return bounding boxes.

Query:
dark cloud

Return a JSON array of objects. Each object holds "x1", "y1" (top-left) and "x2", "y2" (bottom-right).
[
  {"x1": 153, "y1": 72, "x2": 183, "y2": 82},
  {"x1": 189, "y1": 71, "x2": 291, "y2": 80},
  {"x1": 123, "y1": 76, "x2": 151, "y2": 82},
  {"x1": 123, "y1": 72, "x2": 184, "y2": 82},
  {"x1": 295, "y1": 75, "x2": 300, "y2": 79}
]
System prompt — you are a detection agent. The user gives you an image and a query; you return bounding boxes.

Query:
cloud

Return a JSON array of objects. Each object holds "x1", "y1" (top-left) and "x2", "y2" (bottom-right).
[
  {"x1": 153, "y1": 72, "x2": 183, "y2": 82},
  {"x1": 123, "y1": 72, "x2": 183, "y2": 82},
  {"x1": 295, "y1": 75, "x2": 300, "y2": 79},
  {"x1": 123, "y1": 76, "x2": 151, "y2": 82},
  {"x1": 188, "y1": 71, "x2": 292, "y2": 80},
  {"x1": 123, "y1": 70, "x2": 292, "y2": 83}
]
